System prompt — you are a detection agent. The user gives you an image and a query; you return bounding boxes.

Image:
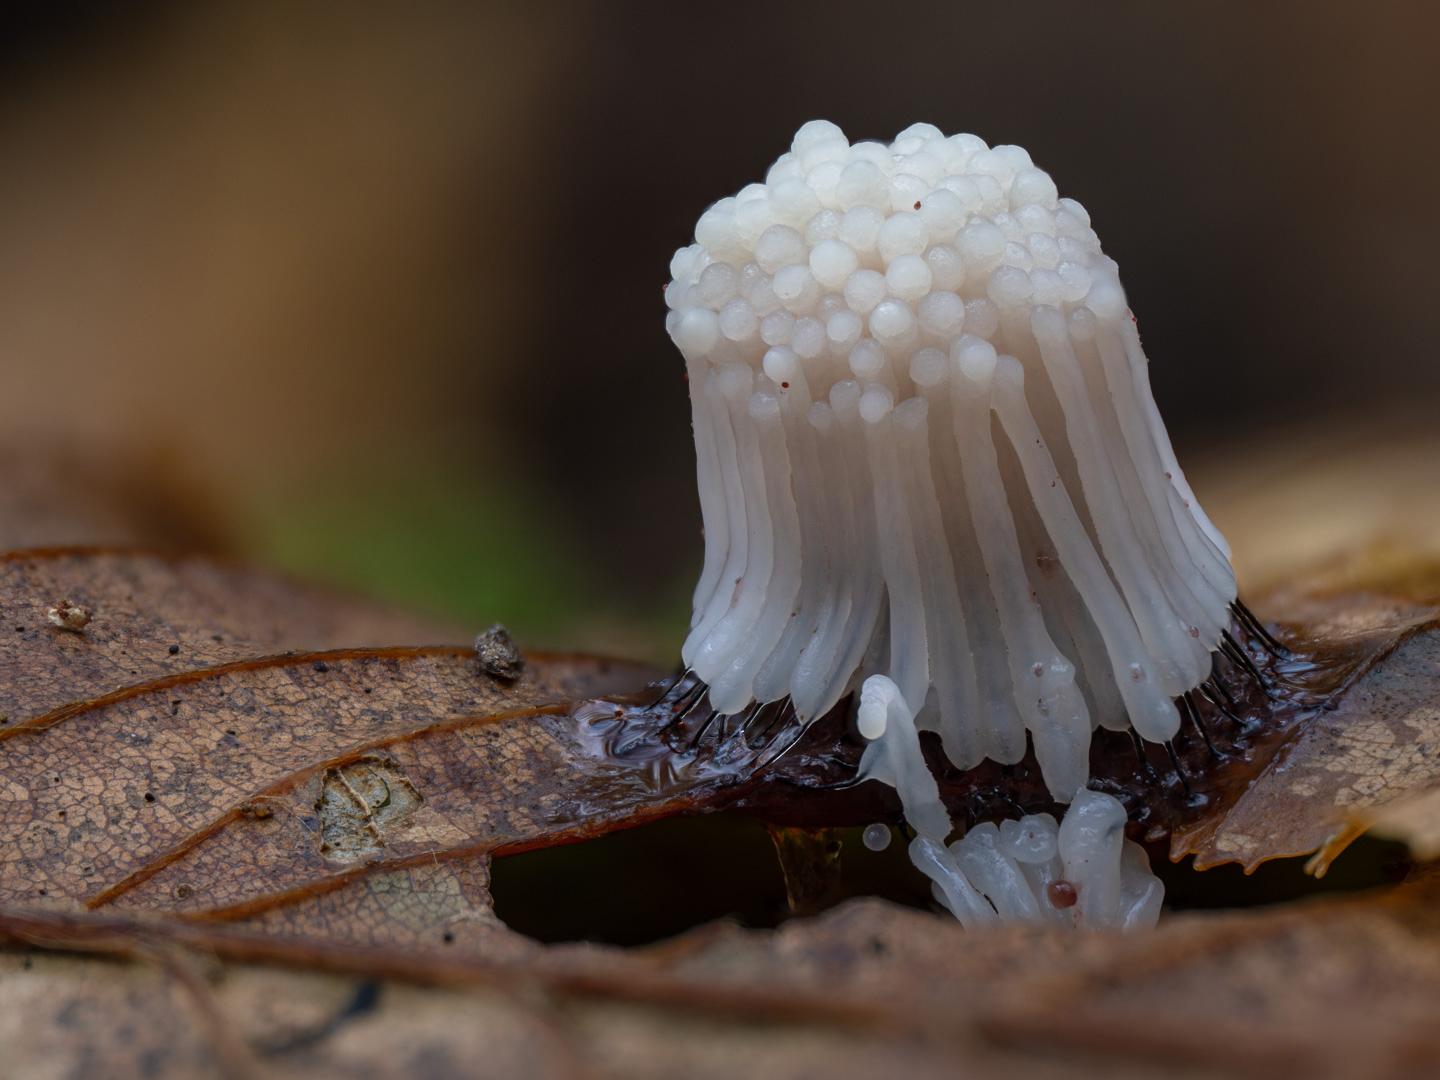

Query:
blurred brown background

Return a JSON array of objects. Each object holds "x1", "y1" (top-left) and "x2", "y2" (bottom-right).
[{"x1": 1, "y1": 0, "x2": 1437, "y2": 661}]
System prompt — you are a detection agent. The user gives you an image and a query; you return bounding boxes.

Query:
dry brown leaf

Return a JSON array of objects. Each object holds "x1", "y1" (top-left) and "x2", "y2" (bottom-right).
[
  {"x1": 13, "y1": 421, "x2": 1440, "y2": 1078},
  {"x1": 9, "y1": 558, "x2": 1440, "y2": 1078},
  {"x1": 7, "y1": 546, "x2": 1440, "y2": 927},
  {"x1": 1151, "y1": 596, "x2": 1440, "y2": 873},
  {"x1": 0, "y1": 567, "x2": 659, "y2": 956},
  {"x1": 0, "y1": 547, "x2": 480, "y2": 725},
  {"x1": 1124, "y1": 414, "x2": 1440, "y2": 871},
  {"x1": 7, "y1": 872, "x2": 1440, "y2": 1079},
  {"x1": 1183, "y1": 615, "x2": 1440, "y2": 874},
  {"x1": 1143, "y1": 470, "x2": 1440, "y2": 873},
  {"x1": 0, "y1": 647, "x2": 640, "y2": 898}
]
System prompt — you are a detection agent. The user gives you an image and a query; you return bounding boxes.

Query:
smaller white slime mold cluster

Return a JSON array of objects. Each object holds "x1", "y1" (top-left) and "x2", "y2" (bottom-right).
[{"x1": 860, "y1": 673, "x2": 1162, "y2": 930}]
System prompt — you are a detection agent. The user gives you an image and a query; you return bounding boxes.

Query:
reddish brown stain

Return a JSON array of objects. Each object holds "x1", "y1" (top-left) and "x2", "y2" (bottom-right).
[{"x1": 1047, "y1": 880, "x2": 1078, "y2": 909}]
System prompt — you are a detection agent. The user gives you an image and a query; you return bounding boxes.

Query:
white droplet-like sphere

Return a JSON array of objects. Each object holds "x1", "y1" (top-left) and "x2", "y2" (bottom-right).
[{"x1": 862, "y1": 823, "x2": 892, "y2": 851}]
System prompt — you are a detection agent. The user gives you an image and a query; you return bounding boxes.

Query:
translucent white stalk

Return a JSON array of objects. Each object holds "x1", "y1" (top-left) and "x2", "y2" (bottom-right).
[
  {"x1": 1114, "y1": 312, "x2": 1231, "y2": 562},
  {"x1": 752, "y1": 354, "x2": 829, "y2": 703},
  {"x1": 785, "y1": 401, "x2": 855, "y2": 717},
  {"x1": 687, "y1": 363, "x2": 774, "y2": 687},
  {"x1": 923, "y1": 388, "x2": 1020, "y2": 767},
  {"x1": 1085, "y1": 319, "x2": 1231, "y2": 629},
  {"x1": 1057, "y1": 788, "x2": 1128, "y2": 931},
  {"x1": 912, "y1": 370, "x2": 995, "y2": 767},
  {"x1": 1117, "y1": 838, "x2": 1165, "y2": 930},
  {"x1": 1029, "y1": 307, "x2": 1209, "y2": 695},
  {"x1": 682, "y1": 365, "x2": 748, "y2": 655},
  {"x1": 686, "y1": 363, "x2": 730, "y2": 630},
  {"x1": 706, "y1": 385, "x2": 803, "y2": 712},
  {"x1": 856, "y1": 675, "x2": 950, "y2": 842},
  {"x1": 797, "y1": 380, "x2": 885, "y2": 720},
  {"x1": 910, "y1": 836, "x2": 999, "y2": 929},
  {"x1": 998, "y1": 471, "x2": 1130, "y2": 733},
  {"x1": 1106, "y1": 317, "x2": 1237, "y2": 604},
  {"x1": 950, "y1": 822, "x2": 1043, "y2": 922},
  {"x1": 950, "y1": 343, "x2": 1089, "y2": 796},
  {"x1": 891, "y1": 395, "x2": 985, "y2": 773},
  {"x1": 988, "y1": 352, "x2": 1181, "y2": 742},
  {"x1": 1000, "y1": 814, "x2": 1071, "y2": 928},
  {"x1": 860, "y1": 388, "x2": 931, "y2": 715},
  {"x1": 1069, "y1": 321, "x2": 1222, "y2": 643}
]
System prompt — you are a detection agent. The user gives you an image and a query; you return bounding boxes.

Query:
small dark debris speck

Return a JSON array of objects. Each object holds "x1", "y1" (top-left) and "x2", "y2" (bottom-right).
[
  {"x1": 475, "y1": 624, "x2": 524, "y2": 680},
  {"x1": 143, "y1": 792, "x2": 156, "y2": 803},
  {"x1": 225, "y1": 729, "x2": 237, "y2": 736},
  {"x1": 442, "y1": 931, "x2": 455, "y2": 944},
  {"x1": 14, "y1": 626, "x2": 23, "y2": 633},
  {"x1": 168, "y1": 644, "x2": 180, "y2": 655},
  {"x1": 314, "y1": 661, "x2": 330, "y2": 673}
]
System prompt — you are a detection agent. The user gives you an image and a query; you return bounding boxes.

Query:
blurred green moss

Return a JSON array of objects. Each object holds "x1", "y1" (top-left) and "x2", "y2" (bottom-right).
[{"x1": 245, "y1": 467, "x2": 693, "y2": 663}]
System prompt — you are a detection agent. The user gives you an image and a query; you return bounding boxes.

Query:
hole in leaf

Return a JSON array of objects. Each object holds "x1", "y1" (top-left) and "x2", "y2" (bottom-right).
[
  {"x1": 490, "y1": 812, "x2": 937, "y2": 946},
  {"x1": 491, "y1": 815, "x2": 1413, "y2": 946},
  {"x1": 491, "y1": 813, "x2": 785, "y2": 945},
  {"x1": 1154, "y1": 834, "x2": 1412, "y2": 909}
]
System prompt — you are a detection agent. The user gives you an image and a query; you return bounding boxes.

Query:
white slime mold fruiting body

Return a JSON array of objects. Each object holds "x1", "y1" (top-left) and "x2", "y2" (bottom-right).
[
  {"x1": 669, "y1": 120, "x2": 1236, "y2": 806},
  {"x1": 858, "y1": 673, "x2": 1162, "y2": 930}
]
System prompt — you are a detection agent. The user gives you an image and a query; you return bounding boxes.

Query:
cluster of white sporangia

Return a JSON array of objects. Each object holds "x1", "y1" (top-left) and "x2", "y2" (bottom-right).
[
  {"x1": 860, "y1": 672, "x2": 1161, "y2": 930},
  {"x1": 666, "y1": 120, "x2": 1232, "y2": 927}
]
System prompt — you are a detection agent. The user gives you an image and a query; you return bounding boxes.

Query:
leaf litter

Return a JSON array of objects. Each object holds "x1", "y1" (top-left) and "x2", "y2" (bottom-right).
[{"x1": 9, "y1": 431, "x2": 1440, "y2": 1076}]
